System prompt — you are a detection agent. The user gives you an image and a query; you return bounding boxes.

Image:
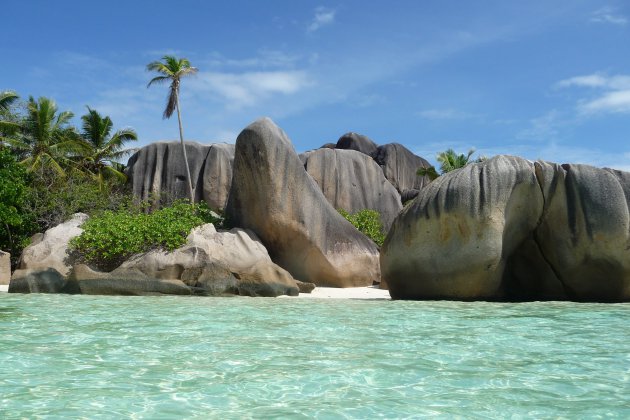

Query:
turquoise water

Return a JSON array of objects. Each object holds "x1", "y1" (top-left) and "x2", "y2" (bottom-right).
[{"x1": 0, "y1": 295, "x2": 628, "y2": 419}]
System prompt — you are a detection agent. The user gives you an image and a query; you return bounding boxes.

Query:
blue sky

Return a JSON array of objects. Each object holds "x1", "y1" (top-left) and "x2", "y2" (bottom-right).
[{"x1": 2, "y1": 0, "x2": 629, "y2": 169}]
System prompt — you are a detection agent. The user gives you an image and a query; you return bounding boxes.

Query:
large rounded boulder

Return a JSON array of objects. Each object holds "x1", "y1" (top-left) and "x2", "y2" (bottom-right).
[
  {"x1": 335, "y1": 132, "x2": 379, "y2": 158},
  {"x1": 300, "y1": 148, "x2": 402, "y2": 231},
  {"x1": 533, "y1": 162, "x2": 630, "y2": 301},
  {"x1": 382, "y1": 155, "x2": 543, "y2": 300},
  {"x1": 381, "y1": 155, "x2": 630, "y2": 301},
  {"x1": 375, "y1": 143, "x2": 432, "y2": 193},
  {"x1": 225, "y1": 118, "x2": 381, "y2": 287},
  {"x1": 125, "y1": 141, "x2": 234, "y2": 211}
]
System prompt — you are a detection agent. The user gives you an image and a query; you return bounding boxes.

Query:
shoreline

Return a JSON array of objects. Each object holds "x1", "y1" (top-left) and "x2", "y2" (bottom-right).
[
  {"x1": 287, "y1": 285, "x2": 390, "y2": 300},
  {"x1": 0, "y1": 284, "x2": 391, "y2": 299}
]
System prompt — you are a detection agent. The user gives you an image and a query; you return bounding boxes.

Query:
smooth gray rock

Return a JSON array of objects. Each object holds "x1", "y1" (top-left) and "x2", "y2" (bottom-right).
[
  {"x1": 301, "y1": 148, "x2": 402, "y2": 232},
  {"x1": 335, "y1": 132, "x2": 379, "y2": 158},
  {"x1": 225, "y1": 118, "x2": 381, "y2": 287},
  {"x1": 18, "y1": 213, "x2": 87, "y2": 277},
  {"x1": 0, "y1": 251, "x2": 9, "y2": 285},
  {"x1": 374, "y1": 143, "x2": 432, "y2": 193},
  {"x1": 125, "y1": 141, "x2": 234, "y2": 210},
  {"x1": 381, "y1": 155, "x2": 630, "y2": 301}
]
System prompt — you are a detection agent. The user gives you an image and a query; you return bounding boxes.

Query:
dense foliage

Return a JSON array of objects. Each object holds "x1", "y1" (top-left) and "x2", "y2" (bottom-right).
[
  {"x1": 338, "y1": 209, "x2": 385, "y2": 247},
  {"x1": 71, "y1": 200, "x2": 221, "y2": 270},
  {"x1": 0, "y1": 90, "x2": 138, "y2": 269},
  {"x1": 0, "y1": 148, "x2": 34, "y2": 261}
]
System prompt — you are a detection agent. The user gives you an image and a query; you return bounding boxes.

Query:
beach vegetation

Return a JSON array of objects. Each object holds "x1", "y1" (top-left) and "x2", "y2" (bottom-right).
[
  {"x1": 71, "y1": 200, "x2": 221, "y2": 270},
  {"x1": 338, "y1": 208, "x2": 385, "y2": 247}
]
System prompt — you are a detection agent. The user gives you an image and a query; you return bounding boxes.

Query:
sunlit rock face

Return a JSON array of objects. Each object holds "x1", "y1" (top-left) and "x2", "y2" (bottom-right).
[
  {"x1": 225, "y1": 118, "x2": 381, "y2": 287},
  {"x1": 381, "y1": 155, "x2": 630, "y2": 302},
  {"x1": 300, "y1": 148, "x2": 402, "y2": 232}
]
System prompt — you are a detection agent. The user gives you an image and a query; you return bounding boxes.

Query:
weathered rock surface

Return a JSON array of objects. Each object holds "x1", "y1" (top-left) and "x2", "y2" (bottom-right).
[
  {"x1": 119, "y1": 224, "x2": 299, "y2": 297},
  {"x1": 65, "y1": 265, "x2": 196, "y2": 296},
  {"x1": 18, "y1": 213, "x2": 87, "y2": 277},
  {"x1": 532, "y1": 162, "x2": 630, "y2": 301},
  {"x1": 300, "y1": 148, "x2": 402, "y2": 231},
  {"x1": 381, "y1": 155, "x2": 630, "y2": 302},
  {"x1": 125, "y1": 141, "x2": 234, "y2": 210},
  {"x1": 9, "y1": 268, "x2": 68, "y2": 293},
  {"x1": 335, "y1": 132, "x2": 379, "y2": 158},
  {"x1": 374, "y1": 143, "x2": 432, "y2": 193},
  {"x1": 225, "y1": 118, "x2": 381, "y2": 287},
  {"x1": 0, "y1": 251, "x2": 9, "y2": 285}
]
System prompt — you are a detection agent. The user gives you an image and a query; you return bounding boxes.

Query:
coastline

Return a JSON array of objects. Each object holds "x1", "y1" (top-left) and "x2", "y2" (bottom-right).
[{"x1": 0, "y1": 284, "x2": 391, "y2": 299}]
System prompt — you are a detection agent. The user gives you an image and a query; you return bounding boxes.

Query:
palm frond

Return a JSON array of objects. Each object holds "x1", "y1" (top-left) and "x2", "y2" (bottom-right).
[
  {"x1": 0, "y1": 91, "x2": 19, "y2": 111},
  {"x1": 147, "y1": 75, "x2": 172, "y2": 88}
]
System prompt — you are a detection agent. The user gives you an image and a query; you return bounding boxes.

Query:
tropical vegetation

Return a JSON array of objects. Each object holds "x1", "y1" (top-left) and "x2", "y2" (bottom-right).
[
  {"x1": 146, "y1": 55, "x2": 198, "y2": 204},
  {"x1": 417, "y1": 148, "x2": 485, "y2": 181},
  {"x1": 79, "y1": 107, "x2": 138, "y2": 189},
  {"x1": 0, "y1": 90, "x2": 138, "y2": 269},
  {"x1": 338, "y1": 209, "x2": 385, "y2": 247},
  {"x1": 71, "y1": 200, "x2": 221, "y2": 270}
]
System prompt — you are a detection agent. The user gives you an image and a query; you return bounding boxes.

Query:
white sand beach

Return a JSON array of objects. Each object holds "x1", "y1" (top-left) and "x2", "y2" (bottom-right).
[{"x1": 286, "y1": 285, "x2": 390, "y2": 300}]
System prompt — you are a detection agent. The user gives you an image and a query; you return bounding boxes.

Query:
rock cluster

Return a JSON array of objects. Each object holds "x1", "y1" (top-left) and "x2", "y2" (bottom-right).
[{"x1": 381, "y1": 155, "x2": 630, "y2": 302}]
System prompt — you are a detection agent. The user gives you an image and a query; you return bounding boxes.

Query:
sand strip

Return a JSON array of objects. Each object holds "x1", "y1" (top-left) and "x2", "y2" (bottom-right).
[{"x1": 282, "y1": 285, "x2": 390, "y2": 300}]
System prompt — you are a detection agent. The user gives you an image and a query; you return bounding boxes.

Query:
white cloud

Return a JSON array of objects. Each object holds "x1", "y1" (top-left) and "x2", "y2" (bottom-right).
[
  {"x1": 556, "y1": 74, "x2": 630, "y2": 90},
  {"x1": 190, "y1": 70, "x2": 312, "y2": 110},
  {"x1": 580, "y1": 89, "x2": 630, "y2": 114},
  {"x1": 590, "y1": 6, "x2": 628, "y2": 25},
  {"x1": 307, "y1": 7, "x2": 336, "y2": 32},
  {"x1": 556, "y1": 73, "x2": 630, "y2": 115}
]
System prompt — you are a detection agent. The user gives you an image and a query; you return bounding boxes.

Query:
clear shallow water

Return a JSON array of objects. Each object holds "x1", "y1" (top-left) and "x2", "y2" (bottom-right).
[{"x1": 0, "y1": 295, "x2": 628, "y2": 419}]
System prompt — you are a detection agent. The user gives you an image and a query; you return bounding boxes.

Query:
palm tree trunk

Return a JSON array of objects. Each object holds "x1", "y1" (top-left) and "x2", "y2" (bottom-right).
[{"x1": 175, "y1": 93, "x2": 195, "y2": 205}]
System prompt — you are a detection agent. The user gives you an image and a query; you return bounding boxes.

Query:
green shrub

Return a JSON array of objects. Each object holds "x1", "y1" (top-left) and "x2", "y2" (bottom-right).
[
  {"x1": 338, "y1": 208, "x2": 385, "y2": 247},
  {"x1": 71, "y1": 200, "x2": 221, "y2": 270}
]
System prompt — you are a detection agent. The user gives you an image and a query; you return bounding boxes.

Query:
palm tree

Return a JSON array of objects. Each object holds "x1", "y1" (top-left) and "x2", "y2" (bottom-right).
[
  {"x1": 146, "y1": 55, "x2": 198, "y2": 204},
  {"x1": 0, "y1": 91, "x2": 20, "y2": 140},
  {"x1": 0, "y1": 91, "x2": 18, "y2": 111},
  {"x1": 4, "y1": 96, "x2": 86, "y2": 176},
  {"x1": 437, "y1": 148, "x2": 476, "y2": 173},
  {"x1": 79, "y1": 107, "x2": 138, "y2": 189},
  {"x1": 417, "y1": 148, "x2": 480, "y2": 180}
]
